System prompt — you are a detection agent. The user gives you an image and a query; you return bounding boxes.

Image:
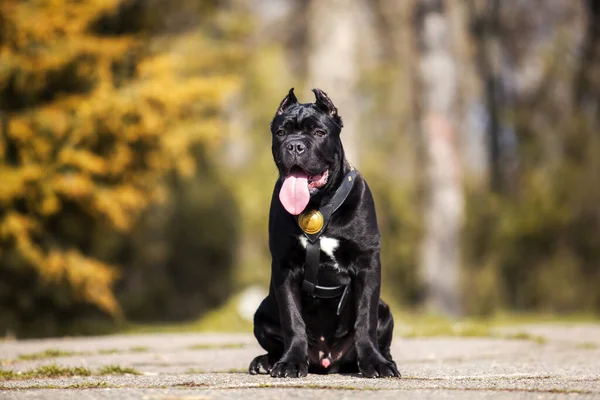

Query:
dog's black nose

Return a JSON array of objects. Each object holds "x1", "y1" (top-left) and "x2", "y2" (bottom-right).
[{"x1": 286, "y1": 141, "x2": 305, "y2": 155}]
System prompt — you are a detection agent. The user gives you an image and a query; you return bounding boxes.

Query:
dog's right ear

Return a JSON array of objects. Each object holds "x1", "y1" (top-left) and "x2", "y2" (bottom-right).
[{"x1": 276, "y1": 88, "x2": 298, "y2": 115}]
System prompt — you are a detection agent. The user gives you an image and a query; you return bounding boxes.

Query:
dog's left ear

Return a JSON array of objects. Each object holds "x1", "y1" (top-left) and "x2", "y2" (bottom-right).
[
  {"x1": 276, "y1": 88, "x2": 298, "y2": 115},
  {"x1": 312, "y1": 88, "x2": 343, "y2": 127}
]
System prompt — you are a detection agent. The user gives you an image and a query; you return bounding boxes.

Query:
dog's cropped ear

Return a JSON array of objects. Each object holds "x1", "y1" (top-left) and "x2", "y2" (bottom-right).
[
  {"x1": 276, "y1": 88, "x2": 299, "y2": 115},
  {"x1": 312, "y1": 88, "x2": 343, "y2": 127}
]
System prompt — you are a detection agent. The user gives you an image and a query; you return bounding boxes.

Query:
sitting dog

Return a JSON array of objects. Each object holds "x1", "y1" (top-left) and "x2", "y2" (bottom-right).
[{"x1": 249, "y1": 88, "x2": 400, "y2": 378}]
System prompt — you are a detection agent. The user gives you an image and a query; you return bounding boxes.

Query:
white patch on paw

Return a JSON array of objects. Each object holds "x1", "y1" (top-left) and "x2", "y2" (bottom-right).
[{"x1": 297, "y1": 235, "x2": 340, "y2": 269}]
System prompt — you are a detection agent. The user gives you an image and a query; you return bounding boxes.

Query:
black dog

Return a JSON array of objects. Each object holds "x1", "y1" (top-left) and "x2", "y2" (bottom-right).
[{"x1": 249, "y1": 88, "x2": 400, "y2": 379}]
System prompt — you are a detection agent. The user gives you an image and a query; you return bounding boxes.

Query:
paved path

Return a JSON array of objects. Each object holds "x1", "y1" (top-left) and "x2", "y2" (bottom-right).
[{"x1": 1, "y1": 324, "x2": 599, "y2": 399}]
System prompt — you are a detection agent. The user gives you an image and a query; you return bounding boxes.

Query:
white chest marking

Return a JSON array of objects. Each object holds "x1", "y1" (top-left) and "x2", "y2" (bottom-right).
[{"x1": 298, "y1": 235, "x2": 340, "y2": 269}]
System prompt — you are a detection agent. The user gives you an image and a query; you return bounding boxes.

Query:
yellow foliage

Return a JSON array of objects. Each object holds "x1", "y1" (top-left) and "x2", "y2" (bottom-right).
[
  {"x1": 59, "y1": 148, "x2": 107, "y2": 175},
  {"x1": 44, "y1": 249, "x2": 120, "y2": 316},
  {"x1": 0, "y1": 0, "x2": 245, "y2": 322},
  {"x1": 0, "y1": 166, "x2": 44, "y2": 204}
]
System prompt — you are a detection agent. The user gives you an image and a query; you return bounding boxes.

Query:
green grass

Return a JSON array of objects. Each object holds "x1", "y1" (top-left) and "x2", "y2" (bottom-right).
[
  {"x1": 97, "y1": 348, "x2": 120, "y2": 355},
  {"x1": 0, "y1": 364, "x2": 141, "y2": 381},
  {"x1": 15, "y1": 364, "x2": 93, "y2": 379},
  {"x1": 129, "y1": 346, "x2": 150, "y2": 353},
  {"x1": 486, "y1": 311, "x2": 600, "y2": 325},
  {"x1": 117, "y1": 291, "x2": 600, "y2": 341},
  {"x1": 65, "y1": 381, "x2": 109, "y2": 389},
  {"x1": 124, "y1": 294, "x2": 253, "y2": 334},
  {"x1": 17, "y1": 349, "x2": 85, "y2": 361},
  {"x1": 394, "y1": 311, "x2": 494, "y2": 338},
  {"x1": 398, "y1": 322, "x2": 546, "y2": 343},
  {"x1": 5, "y1": 347, "x2": 150, "y2": 363},
  {"x1": 122, "y1": 295, "x2": 598, "y2": 337},
  {"x1": 397, "y1": 320, "x2": 492, "y2": 338},
  {"x1": 218, "y1": 367, "x2": 247, "y2": 373},
  {"x1": 576, "y1": 342, "x2": 599, "y2": 349},
  {"x1": 172, "y1": 381, "x2": 209, "y2": 388},
  {"x1": 501, "y1": 332, "x2": 547, "y2": 344},
  {"x1": 30, "y1": 364, "x2": 92, "y2": 378},
  {"x1": 97, "y1": 364, "x2": 140, "y2": 375},
  {"x1": 98, "y1": 347, "x2": 149, "y2": 354},
  {"x1": 0, "y1": 381, "x2": 111, "y2": 390},
  {"x1": 0, "y1": 369, "x2": 17, "y2": 380},
  {"x1": 392, "y1": 309, "x2": 558, "y2": 342}
]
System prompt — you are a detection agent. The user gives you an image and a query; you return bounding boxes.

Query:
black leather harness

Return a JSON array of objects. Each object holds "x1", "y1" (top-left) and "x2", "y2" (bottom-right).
[{"x1": 299, "y1": 168, "x2": 357, "y2": 315}]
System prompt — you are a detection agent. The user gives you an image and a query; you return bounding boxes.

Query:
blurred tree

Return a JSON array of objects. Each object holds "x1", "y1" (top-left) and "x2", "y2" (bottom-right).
[
  {"x1": 0, "y1": 0, "x2": 245, "y2": 335},
  {"x1": 355, "y1": 0, "x2": 425, "y2": 306},
  {"x1": 468, "y1": 0, "x2": 506, "y2": 193},
  {"x1": 236, "y1": 0, "x2": 600, "y2": 317},
  {"x1": 214, "y1": 0, "x2": 600, "y2": 318},
  {"x1": 2, "y1": 0, "x2": 599, "y2": 338},
  {"x1": 304, "y1": 0, "x2": 377, "y2": 165},
  {"x1": 463, "y1": 0, "x2": 600, "y2": 314},
  {"x1": 414, "y1": 0, "x2": 464, "y2": 316},
  {"x1": 574, "y1": 0, "x2": 600, "y2": 112}
]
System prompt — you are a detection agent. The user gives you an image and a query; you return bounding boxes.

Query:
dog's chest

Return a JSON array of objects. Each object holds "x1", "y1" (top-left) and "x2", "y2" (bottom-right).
[{"x1": 297, "y1": 235, "x2": 342, "y2": 270}]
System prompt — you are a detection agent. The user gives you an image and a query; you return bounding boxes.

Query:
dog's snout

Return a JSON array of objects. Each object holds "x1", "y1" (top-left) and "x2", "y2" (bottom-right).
[{"x1": 286, "y1": 140, "x2": 306, "y2": 155}]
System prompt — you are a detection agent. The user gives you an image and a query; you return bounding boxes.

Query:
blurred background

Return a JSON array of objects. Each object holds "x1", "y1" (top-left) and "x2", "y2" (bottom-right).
[{"x1": 0, "y1": 0, "x2": 599, "y2": 338}]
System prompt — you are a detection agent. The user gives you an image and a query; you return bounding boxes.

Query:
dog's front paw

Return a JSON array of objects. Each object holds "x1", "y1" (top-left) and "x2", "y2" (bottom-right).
[
  {"x1": 270, "y1": 358, "x2": 308, "y2": 378},
  {"x1": 358, "y1": 357, "x2": 400, "y2": 378},
  {"x1": 249, "y1": 354, "x2": 275, "y2": 375}
]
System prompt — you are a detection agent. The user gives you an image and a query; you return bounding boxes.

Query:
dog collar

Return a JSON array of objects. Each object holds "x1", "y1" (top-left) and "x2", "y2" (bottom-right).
[
  {"x1": 297, "y1": 167, "x2": 356, "y2": 241},
  {"x1": 298, "y1": 166, "x2": 357, "y2": 315}
]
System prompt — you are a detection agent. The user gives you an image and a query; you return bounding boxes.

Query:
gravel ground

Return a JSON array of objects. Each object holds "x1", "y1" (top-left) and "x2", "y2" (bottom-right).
[{"x1": 1, "y1": 324, "x2": 599, "y2": 399}]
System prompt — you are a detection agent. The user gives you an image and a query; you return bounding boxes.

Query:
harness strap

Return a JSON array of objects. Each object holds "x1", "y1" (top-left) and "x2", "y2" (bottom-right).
[
  {"x1": 302, "y1": 241, "x2": 321, "y2": 294},
  {"x1": 300, "y1": 167, "x2": 356, "y2": 315},
  {"x1": 303, "y1": 169, "x2": 357, "y2": 244}
]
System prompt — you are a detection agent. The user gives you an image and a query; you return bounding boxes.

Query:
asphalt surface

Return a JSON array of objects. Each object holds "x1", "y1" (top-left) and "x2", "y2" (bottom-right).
[{"x1": 1, "y1": 324, "x2": 599, "y2": 399}]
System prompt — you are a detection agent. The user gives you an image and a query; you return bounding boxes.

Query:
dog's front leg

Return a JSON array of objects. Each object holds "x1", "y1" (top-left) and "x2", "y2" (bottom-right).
[
  {"x1": 270, "y1": 264, "x2": 308, "y2": 378},
  {"x1": 353, "y1": 254, "x2": 400, "y2": 378}
]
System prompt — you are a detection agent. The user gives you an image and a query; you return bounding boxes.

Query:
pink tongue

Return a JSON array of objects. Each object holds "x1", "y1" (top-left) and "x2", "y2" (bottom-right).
[
  {"x1": 279, "y1": 171, "x2": 310, "y2": 215},
  {"x1": 321, "y1": 358, "x2": 331, "y2": 368}
]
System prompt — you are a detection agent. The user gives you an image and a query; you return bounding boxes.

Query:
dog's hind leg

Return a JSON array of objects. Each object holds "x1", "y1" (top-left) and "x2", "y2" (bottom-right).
[
  {"x1": 249, "y1": 302, "x2": 284, "y2": 375},
  {"x1": 376, "y1": 300, "x2": 397, "y2": 366}
]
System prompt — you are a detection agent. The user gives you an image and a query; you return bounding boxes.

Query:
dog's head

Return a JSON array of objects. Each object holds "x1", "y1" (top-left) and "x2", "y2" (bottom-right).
[{"x1": 271, "y1": 88, "x2": 345, "y2": 215}]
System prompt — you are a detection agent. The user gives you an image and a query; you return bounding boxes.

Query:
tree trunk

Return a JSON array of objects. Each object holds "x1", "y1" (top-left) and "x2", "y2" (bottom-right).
[
  {"x1": 415, "y1": 1, "x2": 464, "y2": 317},
  {"x1": 449, "y1": 1, "x2": 489, "y2": 186},
  {"x1": 305, "y1": 0, "x2": 376, "y2": 165},
  {"x1": 574, "y1": 0, "x2": 600, "y2": 114},
  {"x1": 468, "y1": 0, "x2": 504, "y2": 192}
]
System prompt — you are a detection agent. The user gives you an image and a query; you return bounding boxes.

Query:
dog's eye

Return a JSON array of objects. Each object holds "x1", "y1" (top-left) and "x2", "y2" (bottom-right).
[
  {"x1": 276, "y1": 129, "x2": 285, "y2": 137},
  {"x1": 314, "y1": 130, "x2": 326, "y2": 137}
]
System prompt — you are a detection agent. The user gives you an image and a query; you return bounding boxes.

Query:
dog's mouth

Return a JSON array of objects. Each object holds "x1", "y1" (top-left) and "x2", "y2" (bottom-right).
[
  {"x1": 307, "y1": 169, "x2": 329, "y2": 190},
  {"x1": 279, "y1": 166, "x2": 329, "y2": 215}
]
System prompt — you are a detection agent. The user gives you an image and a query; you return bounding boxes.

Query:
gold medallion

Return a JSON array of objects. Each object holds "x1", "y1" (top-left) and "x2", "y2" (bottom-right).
[{"x1": 298, "y1": 210, "x2": 324, "y2": 235}]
